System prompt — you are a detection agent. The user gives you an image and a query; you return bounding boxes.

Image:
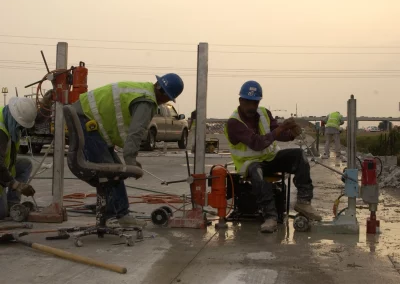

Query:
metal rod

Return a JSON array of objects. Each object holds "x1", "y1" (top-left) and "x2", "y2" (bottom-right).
[
  {"x1": 185, "y1": 151, "x2": 191, "y2": 176},
  {"x1": 15, "y1": 87, "x2": 18, "y2": 97},
  {"x1": 142, "y1": 168, "x2": 166, "y2": 184},
  {"x1": 41, "y1": 50, "x2": 50, "y2": 73},
  {"x1": 299, "y1": 134, "x2": 357, "y2": 182}
]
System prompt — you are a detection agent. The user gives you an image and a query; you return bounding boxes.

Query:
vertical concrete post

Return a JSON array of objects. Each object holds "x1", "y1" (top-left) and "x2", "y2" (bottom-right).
[
  {"x1": 194, "y1": 43, "x2": 208, "y2": 175},
  {"x1": 52, "y1": 42, "x2": 67, "y2": 206},
  {"x1": 346, "y1": 95, "x2": 357, "y2": 219}
]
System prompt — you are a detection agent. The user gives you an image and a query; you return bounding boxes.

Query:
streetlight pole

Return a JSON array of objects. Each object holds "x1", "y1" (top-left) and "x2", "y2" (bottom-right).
[{"x1": 1, "y1": 87, "x2": 8, "y2": 106}]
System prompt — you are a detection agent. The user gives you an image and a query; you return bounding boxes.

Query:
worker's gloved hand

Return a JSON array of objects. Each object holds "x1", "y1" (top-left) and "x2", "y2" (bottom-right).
[
  {"x1": 11, "y1": 181, "x2": 36, "y2": 197},
  {"x1": 290, "y1": 125, "x2": 303, "y2": 137},
  {"x1": 281, "y1": 117, "x2": 297, "y2": 130}
]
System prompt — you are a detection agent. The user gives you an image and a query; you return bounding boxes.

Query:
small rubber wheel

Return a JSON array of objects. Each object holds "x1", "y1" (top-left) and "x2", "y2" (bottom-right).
[
  {"x1": 9, "y1": 204, "x2": 29, "y2": 222},
  {"x1": 151, "y1": 208, "x2": 169, "y2": 226},
  {"x1": 126, "y1": 237, "x2": 135, "y2": 246},
  {"x1": 293, "y1": 215, "x2": 310, "y2": 232},
  {"x1": 74, "y1": 238, "x2": 83, "y2": 247},
  {"x1": 160, "y1": 206, "x2": 173, "y2": 217}
]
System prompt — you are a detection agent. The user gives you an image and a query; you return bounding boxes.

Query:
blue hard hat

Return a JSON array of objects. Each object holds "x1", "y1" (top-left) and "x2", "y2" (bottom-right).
[
  {"x1": 155, "y1": 73, "x2": 184, "y2": 103},
  {"x1": 239, "y1": 80, "x2": 263, "y2": 101}
]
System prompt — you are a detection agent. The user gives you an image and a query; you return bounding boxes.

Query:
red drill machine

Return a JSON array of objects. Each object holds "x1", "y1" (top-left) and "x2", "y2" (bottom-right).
[
  {"x1": 151, "y1": 152, "x2": 231, "y2": 229},
  {"x1": 361, "y1": 158, "x2": 380, "y2": 234}
]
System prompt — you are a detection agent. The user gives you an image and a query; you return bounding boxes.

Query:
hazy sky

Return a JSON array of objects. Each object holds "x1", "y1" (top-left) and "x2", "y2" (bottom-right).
[{"x1": 0, "y1": 0, "x2": 399, "y2": 126}]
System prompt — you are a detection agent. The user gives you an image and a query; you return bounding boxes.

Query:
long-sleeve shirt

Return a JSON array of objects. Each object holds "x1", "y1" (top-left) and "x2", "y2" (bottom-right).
[{"x1": 226, "y1": 107, "x2": 294, "y2": 151}]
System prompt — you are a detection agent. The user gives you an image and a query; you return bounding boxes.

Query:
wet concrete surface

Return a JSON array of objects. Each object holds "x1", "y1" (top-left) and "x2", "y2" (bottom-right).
[{"x1": 1, "y1": 146, "x2": 400, "y2": 284}]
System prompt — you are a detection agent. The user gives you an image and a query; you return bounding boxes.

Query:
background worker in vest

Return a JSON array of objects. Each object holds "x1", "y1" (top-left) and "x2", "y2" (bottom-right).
[
  {"x1": 322, "y1": 111, "x2": 345, "y2": 161},
  {"x1": 225, "y1": 81, "x2": 322, "y2": 233},
  {"x1": 188, "y1": 109, "x2": 196, "y2": 153},
  {"x1": 66, "y1": 73, "x2": 184, "y2": 228},
  {"x1": 0, "y1": 97, "x2": 37, "y2": 219}
]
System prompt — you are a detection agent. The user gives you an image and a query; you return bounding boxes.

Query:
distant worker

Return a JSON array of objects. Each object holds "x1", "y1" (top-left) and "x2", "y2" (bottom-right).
[
  {"x1": 0, "y1": 97, "x2": 37, "y2": 218},
  {"x1": 322, "y1": 111, "x2": 345, "y2": 161},
  {"x1": 225, "y1": 81, "x2": 322, "y2": 233},
  {"x1": 64, "y1": 73, "x2": 184, "y2": 228},
  {"x1": 188, "y1": 109, "x2": 197, "y2": 153}
]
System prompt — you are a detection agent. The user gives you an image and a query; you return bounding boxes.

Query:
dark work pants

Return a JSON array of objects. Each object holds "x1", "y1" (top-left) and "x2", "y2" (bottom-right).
[
  {"x1": 78, "y1": 116, "x2": 130, "y2": 219},
  {"x1": 247, "y1": 148, "x2": 314, "y2": 220}
]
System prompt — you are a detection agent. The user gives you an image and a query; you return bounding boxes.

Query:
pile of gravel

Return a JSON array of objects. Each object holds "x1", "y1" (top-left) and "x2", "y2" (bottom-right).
[{"x1": 379, "y1": 166, "x2": 400, "y2": 189}]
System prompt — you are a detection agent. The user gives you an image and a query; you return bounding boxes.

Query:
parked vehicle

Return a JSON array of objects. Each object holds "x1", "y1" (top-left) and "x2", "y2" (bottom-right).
[{"x1": 141, "y1": 103, "x2": 188, "y2": 151}]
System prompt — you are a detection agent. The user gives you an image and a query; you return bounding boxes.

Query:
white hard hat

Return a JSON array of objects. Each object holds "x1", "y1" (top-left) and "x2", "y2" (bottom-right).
[{"x1": 8, "y1": 97, "x2": 37, "y2": 128}]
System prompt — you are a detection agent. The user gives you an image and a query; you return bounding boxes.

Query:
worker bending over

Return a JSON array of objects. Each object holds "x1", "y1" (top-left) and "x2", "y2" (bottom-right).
[
  {"x1": 322, "y1": 111, "x2": 346, "y2": 161},
  {"x1": 0, "y1": 97, "x2": 37, "y2": 218},
  {"x1": 225, "y1": 81, "x2": 322, "y2": 233},
  {"x1": 64, "y1": 73, "x2": 185, "y2": 228}
]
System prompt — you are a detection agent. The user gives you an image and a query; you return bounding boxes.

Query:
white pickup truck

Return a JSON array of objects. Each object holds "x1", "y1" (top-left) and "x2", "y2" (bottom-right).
[{"x1": 141, "y1": 103, "x2": 189, "y2": 151}]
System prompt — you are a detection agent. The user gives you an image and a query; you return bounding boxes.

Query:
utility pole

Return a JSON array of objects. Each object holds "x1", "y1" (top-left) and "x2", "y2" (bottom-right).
[{"x1": 1, "y1": 87, "x2": 8, "y2": 105}]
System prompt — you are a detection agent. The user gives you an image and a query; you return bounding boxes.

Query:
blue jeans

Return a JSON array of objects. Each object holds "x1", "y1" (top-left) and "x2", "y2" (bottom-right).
[
  {"x1": 7, "y1": 157, "x2": 33, "y2": 205},
  {"x1": 78, "y1": 116, "x2": 130, "y2": 219}
]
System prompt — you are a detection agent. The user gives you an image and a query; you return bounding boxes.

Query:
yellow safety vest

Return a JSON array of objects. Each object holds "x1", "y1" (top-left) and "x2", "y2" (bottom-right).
[
  {"x1": 326, "y1": 112, "x2": 342, "y2": 130},
  {"x1": 0, "y1": 107, "x2": 19, "y2": 193},
  {"x1": 224, "y1": 107, "x2": 278, "y2": 176},
  {"x1": 80, "y1": 82, "x2": 158, "y2": 148}
]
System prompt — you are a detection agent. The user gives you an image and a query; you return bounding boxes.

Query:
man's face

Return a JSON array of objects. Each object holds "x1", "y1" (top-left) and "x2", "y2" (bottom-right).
[
  {"x1": 239, "y1": 98, "x2": 259, "y2": 118},
  {"x1": 155, "y1": 83, "x2": 171, "y2": 105}
]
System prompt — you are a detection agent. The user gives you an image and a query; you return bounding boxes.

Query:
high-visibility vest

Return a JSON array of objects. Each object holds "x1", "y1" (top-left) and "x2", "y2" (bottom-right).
[
  {"x1": 224, "y1": 107, "x2": 278, "y2": 176},
  {"x1": 326, "y1": 112, "x2": 342, "y2": 129},
  {"x1": 80, "y1": 82, "x2": 158, "y2": 148},
  {"x1": 0, "y1": 107, "x2": 19, "y2": 191}
]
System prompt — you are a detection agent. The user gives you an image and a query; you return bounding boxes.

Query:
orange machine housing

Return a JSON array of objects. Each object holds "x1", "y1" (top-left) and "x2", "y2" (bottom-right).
[
  {"x1": 69, "y1": 61, "x2": 88, "y2": 104},
  {"x1": 208, "y1": 166, "x2": 227, "y2": 218}
]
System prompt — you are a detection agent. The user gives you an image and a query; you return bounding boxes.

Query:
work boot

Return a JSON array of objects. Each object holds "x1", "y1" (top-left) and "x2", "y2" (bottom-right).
[
  {"x1": 321, "y1": 153, "x2": 329, "y2": 159},
  {"x1": 260, "y1": 218, "x2": 278, "y2": 233},
  {"x1": 117, "y1": 214, "x2": 147, "y2": 228},
  {"x1": 294, "y1": 200, "x2": 322, "y2": 221}
]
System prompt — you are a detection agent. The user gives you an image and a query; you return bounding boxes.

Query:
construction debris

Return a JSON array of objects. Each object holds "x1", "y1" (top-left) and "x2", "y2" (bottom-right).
[{"x1": 379, "y1": 166, "x2": 400, "y2": 189}]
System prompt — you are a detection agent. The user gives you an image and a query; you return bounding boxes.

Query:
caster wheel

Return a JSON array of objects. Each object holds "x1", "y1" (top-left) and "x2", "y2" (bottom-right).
[
  {"x1": 10, "y1": 204, "x2": 29, "y2": 222},
  {"x1": 74, "y1": 239, "x2": 83, "y2": 247},
  {"x1": 22, "y1": 201, "x2": 35, "y2": 212},
  {"x1": 126, "y1": 237, "x2": 135, "y2": 246},
  {"x1": 160, "y1": 206, "x2": 173, "y2": 217},
  {"x1": 151, "y1": 208, "x2": 169, "y2": 226},
  {"x1": 137, "y1": 230, "x2": 143, "y2": 240},
  {"x1": 293, "y1": 215, "x2": 310, "y2": 232}
]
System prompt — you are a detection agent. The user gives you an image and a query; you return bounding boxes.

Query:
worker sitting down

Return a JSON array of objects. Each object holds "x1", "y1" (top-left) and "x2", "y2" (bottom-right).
[
  {"x1": 0, "y1": 97, "x2": 37, "y2": 218},
  {"x1": 56, "y1": 73, "x2": 185, "y2": 228},
  {"x1": 225, "y1": 81, "x2": 322, "y2": 233}
]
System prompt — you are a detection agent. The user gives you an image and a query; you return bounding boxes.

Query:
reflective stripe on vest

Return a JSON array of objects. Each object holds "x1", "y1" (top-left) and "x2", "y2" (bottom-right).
[
  {"x1": 87, "y1": 90, "x2": 112, "y2": 145},
  {"x1": 81, "y1": 82, "x2": 157, "y2": 147},
  {"x1": 225, "y1": 107, "x2": 277, "y2": 175}
]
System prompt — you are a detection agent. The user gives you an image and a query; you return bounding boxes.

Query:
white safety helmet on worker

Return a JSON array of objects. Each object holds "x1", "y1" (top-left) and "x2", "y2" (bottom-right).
[{"x1": 8, "y1": 97, "x2": 37, "y2": 128}]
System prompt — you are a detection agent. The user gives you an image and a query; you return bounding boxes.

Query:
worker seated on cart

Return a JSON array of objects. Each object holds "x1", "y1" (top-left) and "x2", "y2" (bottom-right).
[
  {"x1": 0, "y1": 97, "x2": 38, "y2": 218},
  {"x1": 224, "y1": 81, "x2": 322, "y2": 233}
]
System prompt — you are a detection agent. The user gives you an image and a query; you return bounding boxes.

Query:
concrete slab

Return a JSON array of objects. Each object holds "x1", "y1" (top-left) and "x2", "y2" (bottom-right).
[{"x1": 1, "y1": 144, "x2": 399, "y2": 284}]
